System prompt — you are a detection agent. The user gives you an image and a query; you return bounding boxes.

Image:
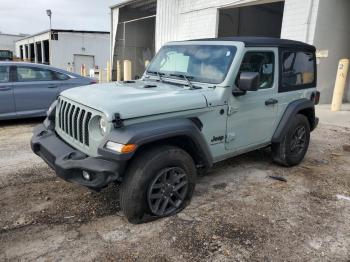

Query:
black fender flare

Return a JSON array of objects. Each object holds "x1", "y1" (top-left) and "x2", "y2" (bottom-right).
[
  {"x1": 272, "y1": 98, "x2": 317, "y2": 143},
  {"x1": 98, "y1": 118, "x2": 213, "y2": 168}
]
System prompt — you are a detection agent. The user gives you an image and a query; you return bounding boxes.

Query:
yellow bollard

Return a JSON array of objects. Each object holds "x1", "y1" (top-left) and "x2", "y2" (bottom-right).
[
  {"x1": 124, "y1": 60, "x2": 132, "y2": 81},
  {"x1": 116, "y1": 60, "x2": 121, "y2": 81},
  {"x1": 106, "y1": 61, "x2": 111, "y2": 82},
  {"x1": 83, "y1": 65, "x2": 87, "y2": 77},
  {"x1": 331, "y1": 59, "x2": 349, "y2": 112},
  {"x1": 99, "y1": 69, "x2": 102, "y2": 83},
  {"x1": 145, "y1": 60, "x2": 150, "y2": 69}
]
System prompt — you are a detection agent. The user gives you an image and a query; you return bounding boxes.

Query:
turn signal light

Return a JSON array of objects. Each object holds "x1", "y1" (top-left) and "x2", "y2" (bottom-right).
[{"x1": 105, "y1": 141, "x2": 137, "y2": 154}]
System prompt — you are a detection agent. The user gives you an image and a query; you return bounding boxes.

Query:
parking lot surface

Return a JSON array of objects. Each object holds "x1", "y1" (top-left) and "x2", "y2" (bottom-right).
[{"x1": 0, "y1": 119, "x2": 349, "y2": 261}]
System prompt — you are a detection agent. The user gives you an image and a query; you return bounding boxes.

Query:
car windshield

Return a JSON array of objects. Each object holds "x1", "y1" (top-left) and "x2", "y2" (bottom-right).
[{"x1": 147, "y1": 45, "x2": 237, "y2": 84}]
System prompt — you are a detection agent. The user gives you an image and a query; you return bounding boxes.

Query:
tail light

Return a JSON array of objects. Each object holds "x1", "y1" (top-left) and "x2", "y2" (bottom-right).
[{"x1": 311, "y1": 91, "x2": 320, "y2": 105}]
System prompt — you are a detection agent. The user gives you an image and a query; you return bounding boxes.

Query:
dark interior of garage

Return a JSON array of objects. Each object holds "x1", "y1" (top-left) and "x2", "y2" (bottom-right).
[
  {"x1": 113, "y1": 0, "x2": 157, "y2": 81},
  {"x1": 218, "y1": 1, "x2": 285, "y2": 38},
  {"x1": 43, "y1": 40, "x2": 50, "y2": 64},
  {"x1": 36, "y1": 42, "x2": 42, "y2": 63},
  {"x1": 29, "y1": 43, "x2": 35, "y2": 62}
]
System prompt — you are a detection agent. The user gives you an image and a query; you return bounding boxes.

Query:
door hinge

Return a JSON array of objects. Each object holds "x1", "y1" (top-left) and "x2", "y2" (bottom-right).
[
  {"x1": 225, "y1": 133, "x2": 236, "y2": 143},
  {"x1": 227, "y1": 106, "x2": 238, "y2": 116}
]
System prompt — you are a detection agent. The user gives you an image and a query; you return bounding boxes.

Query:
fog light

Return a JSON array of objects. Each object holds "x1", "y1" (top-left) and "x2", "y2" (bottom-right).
[{"x1": 82, "y1": 171, "x2": 91, "y2": 181}]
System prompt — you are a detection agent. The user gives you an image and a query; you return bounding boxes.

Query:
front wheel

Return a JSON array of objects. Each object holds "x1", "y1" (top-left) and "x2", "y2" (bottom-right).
[
  {"x1": 120, "y1": 145, "x2": 197, "y2": 224},
  {"x1": 271, "y1": 114, "x2": 310, "y2": 167}
]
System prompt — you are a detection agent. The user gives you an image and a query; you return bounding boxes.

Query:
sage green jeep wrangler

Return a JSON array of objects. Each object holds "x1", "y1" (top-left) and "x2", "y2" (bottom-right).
[{"x1": 31, "y1": 37, "x2": 320, "y2": 223}]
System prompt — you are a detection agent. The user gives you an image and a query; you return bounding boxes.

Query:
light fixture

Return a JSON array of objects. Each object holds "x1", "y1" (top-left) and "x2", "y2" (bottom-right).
[{"x1": 105, "y1": 141, "x2": 137, "y2": 154}]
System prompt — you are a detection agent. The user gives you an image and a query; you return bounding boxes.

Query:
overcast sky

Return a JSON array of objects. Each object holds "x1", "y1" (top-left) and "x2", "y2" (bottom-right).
[{"x1": 0, "y1": 0, "x2": 117, "y2": 35}]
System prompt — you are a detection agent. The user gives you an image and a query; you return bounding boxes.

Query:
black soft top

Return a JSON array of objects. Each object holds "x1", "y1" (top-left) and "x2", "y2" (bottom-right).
[{"x1": 191, "y1": 37, "x2": 316, "y2": 52}]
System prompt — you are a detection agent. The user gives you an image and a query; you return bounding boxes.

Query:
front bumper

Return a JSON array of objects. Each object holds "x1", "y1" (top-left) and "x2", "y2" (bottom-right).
[{"x1": 31, "y1": 124, "x2": 125, "y2": 190}]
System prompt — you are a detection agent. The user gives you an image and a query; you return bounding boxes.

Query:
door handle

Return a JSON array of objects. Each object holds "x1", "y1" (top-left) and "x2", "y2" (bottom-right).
[
  {"x1": 0, "y1": 86, "x2": 11, "y2": 91},
  {"x1": 48, "y1": 85, "x2": 58, "y2": 89},
  {"x1": 265, "y1": 98, "x2": 278, "y2": 106}
]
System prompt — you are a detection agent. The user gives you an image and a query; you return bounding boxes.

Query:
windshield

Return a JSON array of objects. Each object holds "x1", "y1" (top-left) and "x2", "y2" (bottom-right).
[{"x1": 147, "y1": 45, "x2": 237, "y2": 84}]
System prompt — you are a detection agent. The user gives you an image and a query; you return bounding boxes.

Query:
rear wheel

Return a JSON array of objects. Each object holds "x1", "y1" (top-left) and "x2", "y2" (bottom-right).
[
  {"x1": 120, "y1": 145, "x2": 197, "y2": 224},
  {"x1": 271, "y1": 114, "x2": 310, "y2": 166}
]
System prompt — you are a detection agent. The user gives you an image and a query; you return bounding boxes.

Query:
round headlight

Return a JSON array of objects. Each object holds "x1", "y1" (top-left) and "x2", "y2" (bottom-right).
[{"x1": 99, "y1": 117, "x2": 107, "y2": 135}]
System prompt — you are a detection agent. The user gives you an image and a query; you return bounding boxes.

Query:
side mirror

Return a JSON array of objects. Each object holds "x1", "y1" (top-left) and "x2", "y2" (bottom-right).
[{"x1": 238, "y1": 72, "x2": 260, "y2": 92}]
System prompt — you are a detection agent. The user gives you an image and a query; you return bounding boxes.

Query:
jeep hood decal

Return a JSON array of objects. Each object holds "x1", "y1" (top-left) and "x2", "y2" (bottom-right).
[{"x1": 60, "y1": 81, "x2": 208, "y2": 121}]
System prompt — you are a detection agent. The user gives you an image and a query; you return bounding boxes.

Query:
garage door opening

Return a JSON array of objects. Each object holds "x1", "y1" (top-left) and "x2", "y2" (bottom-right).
[
  {"x1": 112, "y1": 0, "x2": 156, "y2": 81},
  {"x1": 218, "y1": 1, "x2": 285, "y2": 38}
]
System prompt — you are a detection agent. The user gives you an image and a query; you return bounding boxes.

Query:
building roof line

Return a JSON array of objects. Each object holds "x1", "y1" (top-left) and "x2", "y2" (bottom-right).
[
  {"x1": 16, "y1": 29, "x2": 110, "y2": 41},
  {"x1": 0, "y1": 33, "x2": 28, "y2": 37},
  {"x1": 110, "y1": 0, "x2": 135, "y2": 9}
]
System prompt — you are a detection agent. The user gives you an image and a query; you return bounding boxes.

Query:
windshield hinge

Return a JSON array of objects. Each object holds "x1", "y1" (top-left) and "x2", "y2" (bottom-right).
[{"x1": 113, "y1": 113, "x2": 123, "y2": 128}]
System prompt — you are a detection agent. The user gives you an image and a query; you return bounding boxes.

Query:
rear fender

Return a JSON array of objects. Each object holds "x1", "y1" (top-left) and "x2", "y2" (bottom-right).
[{"x1": 272, "y1": 98, "x2": 317, "y2": 143}]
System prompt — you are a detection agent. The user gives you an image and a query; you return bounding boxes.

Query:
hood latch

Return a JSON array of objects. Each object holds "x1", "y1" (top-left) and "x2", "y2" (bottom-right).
[{"x1": 113, "y1": 113, "x2": 123, "y2": 128}]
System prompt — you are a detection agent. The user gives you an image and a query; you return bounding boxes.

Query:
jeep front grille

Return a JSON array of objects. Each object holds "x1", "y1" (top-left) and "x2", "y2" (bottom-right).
[{"x1": 57, "y1": 99, "x2": 92, "y2": 146}]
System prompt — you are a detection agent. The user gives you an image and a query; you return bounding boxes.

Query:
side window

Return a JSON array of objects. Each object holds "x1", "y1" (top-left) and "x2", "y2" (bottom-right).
[
  {"x1": 16, "y1": 67, "x2": 55, "y2": 82},
  {"x1": 55, "y1": 71, "x2": 70, "y2": 81},
  {"x1": 0, "y1": 66, "x2": 10, "y2": 83},
  {"x1": 282, "y1": 51, "x2": 315, "y2": 88},
  {"x1": 237, "y1": 51, "x2": 275, "y2": 89}
]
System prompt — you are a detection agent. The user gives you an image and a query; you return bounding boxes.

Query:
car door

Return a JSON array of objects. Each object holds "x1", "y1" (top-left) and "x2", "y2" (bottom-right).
[
  {"x1": 13, "y1": 65, "x2": 61, "y2": 117},
  {"x1": 0, "y1": 65, "x2": 16, "y2": 119},
  {"x1": 225, "y1": 48, "x2": 279, "y2": 151}
]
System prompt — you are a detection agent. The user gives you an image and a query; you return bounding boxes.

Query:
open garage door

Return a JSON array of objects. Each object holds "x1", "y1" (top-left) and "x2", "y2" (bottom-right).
[
  {"x1": 218, "y1": 1, "x2": 285, "y2": 38},
  {"x1": 112, "y1": 0, "x2": 156, "y2": 81}
]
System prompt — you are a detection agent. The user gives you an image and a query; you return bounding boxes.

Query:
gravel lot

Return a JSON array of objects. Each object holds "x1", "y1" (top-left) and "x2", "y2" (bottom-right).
[{"x1": 0, "y1": 119, "x2": 349, "y2": 261}]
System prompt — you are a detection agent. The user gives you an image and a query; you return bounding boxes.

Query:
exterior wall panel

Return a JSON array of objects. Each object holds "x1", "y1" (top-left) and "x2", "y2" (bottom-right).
[
  {"x1": 155, "y1": 0, "x2": 180, "y2": 51},
  {"x1": 281, "y1": 0, "x2": 320, "y2": 43},
  {"x1": 51, "y1": 32, "x2": 110, "y2": 71},
  {"x1": 0, "y1": 34, "x2": 24, "y2": 53},
  {"x1": 312, "y1": 0, "x2": 350, "y2": 103}
]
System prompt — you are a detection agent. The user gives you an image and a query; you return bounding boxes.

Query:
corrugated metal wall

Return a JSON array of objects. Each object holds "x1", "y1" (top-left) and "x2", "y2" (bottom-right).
[
  {"x1": 155, "y1": 0, "x2": 180, "y2": 51},
  {"x1": 112, "y1": 0, "x2": 321, "y2": 52}
]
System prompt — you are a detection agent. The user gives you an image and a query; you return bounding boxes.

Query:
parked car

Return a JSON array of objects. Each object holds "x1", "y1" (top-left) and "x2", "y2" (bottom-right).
[
  {"x1": 0, "y1": 62, "x2": 96, "y2": 120},
  {"x1": 0, "y1": 50, "x2": 13, "y2": 61},
  {"x1": 31, "y1": 37, "x2": 320, "y2": 224}
]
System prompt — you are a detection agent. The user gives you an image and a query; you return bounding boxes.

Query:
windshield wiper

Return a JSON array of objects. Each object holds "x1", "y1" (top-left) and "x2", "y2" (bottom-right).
[
  {"x1": 147, "y1": 70, "x2": 165, "y2": 82},
  {"x1": 170, "y1": 74, "x2": 200, "y2": 89}
]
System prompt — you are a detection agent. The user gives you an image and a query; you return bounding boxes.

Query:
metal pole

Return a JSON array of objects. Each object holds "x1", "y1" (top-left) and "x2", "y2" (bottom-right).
[{"x1": 46, "y1": 9, "x2": 52, "y2": 65}]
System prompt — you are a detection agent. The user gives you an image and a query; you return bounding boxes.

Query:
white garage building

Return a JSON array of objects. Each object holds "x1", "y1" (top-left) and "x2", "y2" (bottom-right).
[
  {"x1": 15, "y1": 29, "x2": 110, "y2": 74},
  {"x1": 0, "y1": 33, "x2": 27, "y2": 53},
  {"x1": 110, "y1": 0, "x2": 350, "y2": 103}
]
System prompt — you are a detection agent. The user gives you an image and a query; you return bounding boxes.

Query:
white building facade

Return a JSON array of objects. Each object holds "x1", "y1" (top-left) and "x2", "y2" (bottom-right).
[
  {"x1": 0, "y1": 33, "x2": 26, "y2": 53},
  {"x1": 15, "y1": 30, "x2": 110, "y2": 73},
  {"x1": 110, "y1": 0, "x2": 350, "y2": 103}
]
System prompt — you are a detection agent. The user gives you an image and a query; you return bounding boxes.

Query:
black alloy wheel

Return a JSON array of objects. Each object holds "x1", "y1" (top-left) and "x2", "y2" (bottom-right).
[
  {"x1": 290, "y1": 125, "x2": 307, "y2": 154},
  {"x1": 147, "y1": 167, "x2": 188, "y2": 216}
]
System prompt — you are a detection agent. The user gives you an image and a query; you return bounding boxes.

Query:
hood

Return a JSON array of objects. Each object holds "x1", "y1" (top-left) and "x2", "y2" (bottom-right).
[{"x1": 61, "y1": 80, "x2": 208, "y2": 121}]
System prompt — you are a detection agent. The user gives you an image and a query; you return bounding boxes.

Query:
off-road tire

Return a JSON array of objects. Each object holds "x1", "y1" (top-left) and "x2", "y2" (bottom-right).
[
  {"x1": 120, "y1": 145, "x2": 197, "y2": 224},
  {"x1": 271, "y1": 114, "x2": 310, "y2": 167}
]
